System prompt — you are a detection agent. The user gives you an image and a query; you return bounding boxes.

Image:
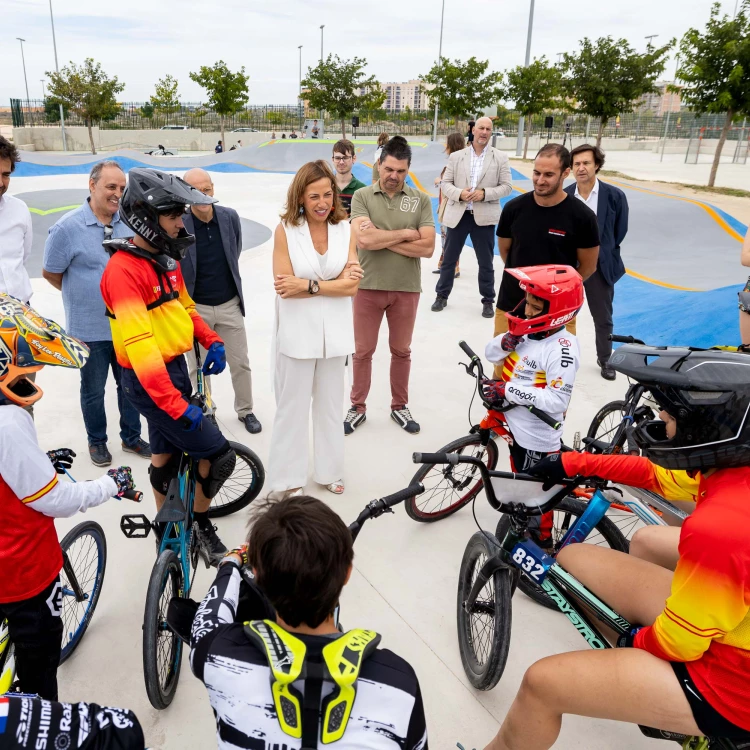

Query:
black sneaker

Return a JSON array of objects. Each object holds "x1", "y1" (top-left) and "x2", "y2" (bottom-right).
[
  {"x1": 122, "y1": 438, "x2": 152, "y2": 459},
  {"x1": 344, "y1": 407, "x2": 366, "y2": 436},
  {"x1": 239, "y1": 413, "x2": 262, "y2": 434},
  {"x1": 482, "y1": 302, "x2": 494, "y2": 318},
  {"x1": 597, "y1": 358, "x2": 617, "y2": 381},
  {"x1": 391, "y1": 407, "x2": 420, "y2": 434},
  {"x1": 89, "y1": 443, "x2": 112, "y2": 467},
  {"x1": 431, "y1": 296, "x2": 447, "y2": 312},
  {"x1": 196, "y1": 523, "x2": 228, "y2": 566}
]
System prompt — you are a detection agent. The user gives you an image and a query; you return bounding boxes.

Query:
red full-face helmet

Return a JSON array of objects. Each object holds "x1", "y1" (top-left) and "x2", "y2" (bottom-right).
[{"x1": 504, "y1": 265, "x2": 584, "y2": 337}]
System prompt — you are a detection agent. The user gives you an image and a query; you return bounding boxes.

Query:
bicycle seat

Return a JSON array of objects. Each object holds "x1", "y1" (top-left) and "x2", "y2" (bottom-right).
[
  {"x1": 154, "y1": 478, "x2": 187, "y2": 523},
  {"x1": 581, "y1": 436, "x2": 609, "y2": 453}
]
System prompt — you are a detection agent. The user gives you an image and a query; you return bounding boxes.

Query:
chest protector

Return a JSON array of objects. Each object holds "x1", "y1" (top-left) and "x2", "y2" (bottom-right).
[{"x1": 244, "y1": 619, "x2": 381, "y2": 748}]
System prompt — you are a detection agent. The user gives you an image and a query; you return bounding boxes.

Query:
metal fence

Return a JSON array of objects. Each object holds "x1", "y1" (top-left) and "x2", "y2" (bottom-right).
[{"x1": 8, "y1": 98, "x2": 747, "y2": 142}]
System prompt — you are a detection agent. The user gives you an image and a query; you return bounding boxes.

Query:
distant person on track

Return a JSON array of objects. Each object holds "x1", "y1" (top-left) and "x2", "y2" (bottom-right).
[
  {"x1": 332, "y1": 138, "x2": 367, "y2": 217},
  {"x1": 268, "y1": 161, "x2": 361, "y2": 496},
  {"x1": 739, "y1": 227, "x2": 750, "y2": 347},
  {"x1": 433, "y1": 131, "x2": 466, "y2": 278},
  {"x1": 311, "y1": 119, "x2": 320, "y2": 138},
  {"x1": 372, "y1": 132, "x2": 389, "y2": 183},
  {"x1": 493, "y1": 143, "x2": 599, "y2": 378},
  {"x1": 215, "y1": 140, "x2": 223, "y2": 154},
  {"x1": 346, "y1": 136, "x2": 436, "y2": 436},
  {"x1": 432, "y1": 116, "x2": 513, "y2": 319},
  {"x1": 181, "y1": 168, "x2": 261, "y2": 435},
  {"x1": 566, "y1": 144, "x2": 629, "y2": 381},
  {"x1": 0, "y1": 136, "x2": 32, "y2": 305},
  {"x1": 43, "y1": 161, "x2": 149, "y2": 466}
]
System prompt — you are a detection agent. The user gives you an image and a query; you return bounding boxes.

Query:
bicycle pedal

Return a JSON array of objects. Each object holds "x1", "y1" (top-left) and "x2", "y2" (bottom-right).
[{"x1": 120, "y1": 514, "x2": 153, "y2": 539}]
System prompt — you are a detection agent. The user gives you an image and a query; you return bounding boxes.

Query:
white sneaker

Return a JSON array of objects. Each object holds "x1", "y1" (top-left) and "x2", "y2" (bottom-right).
[
  {"x1": 344, "y1": 407, "x2": 366, "y2": 436},
  {"x1": 390, "y1": 407, "x2": 420, "y2": 434}
]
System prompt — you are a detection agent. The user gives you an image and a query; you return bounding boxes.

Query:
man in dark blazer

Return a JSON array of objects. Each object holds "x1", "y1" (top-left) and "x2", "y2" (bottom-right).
[
  {"x1": 566, "y1": 145, "x2": 629, "y2": 380},
  {"x1": 181, "y1": 168, "x2": 261, "y2": 433}
]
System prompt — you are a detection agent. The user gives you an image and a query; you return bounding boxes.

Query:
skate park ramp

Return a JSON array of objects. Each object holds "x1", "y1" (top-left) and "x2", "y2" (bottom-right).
[{"x1": 12, "y1": 140, "x2": 747, "y2": 349}]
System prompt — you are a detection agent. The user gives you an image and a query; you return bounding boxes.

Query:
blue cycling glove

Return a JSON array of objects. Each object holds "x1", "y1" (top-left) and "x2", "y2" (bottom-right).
[
  {"x1": 617, "y1": 627, "x2": 643, "y2": 648},
  {"x1": 202, "y1": 342, "x2": 226, "y2": 375},
  {"x1": 181, "y1": 404, "x2": 203, "y2": 431}
]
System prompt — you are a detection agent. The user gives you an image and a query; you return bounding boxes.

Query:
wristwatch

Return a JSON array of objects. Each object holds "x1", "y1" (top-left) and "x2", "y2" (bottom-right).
[{"x1": 308, "y1": 279, "x2": 320, "y2": 295}]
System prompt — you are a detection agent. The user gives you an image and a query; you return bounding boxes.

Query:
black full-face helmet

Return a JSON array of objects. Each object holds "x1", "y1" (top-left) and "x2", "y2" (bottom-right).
[
  {"x1": 609, "y1": 344, "x2": 750, "y2": 471},
  {"x1": 119, "y1": 168, "x2": 217, "y2": 259}
]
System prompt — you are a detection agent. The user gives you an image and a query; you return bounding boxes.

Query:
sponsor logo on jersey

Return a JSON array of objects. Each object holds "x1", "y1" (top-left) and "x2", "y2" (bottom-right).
[
  {"x1": 549, "y1": 228, "x2": 566, "y2": 237},
  {"x1": 558, "y1": 338, "x2": 571, "y2": 347},
  {"x1": 522, "y1": 356, "x2": 538, "y2": 369},
  {"x1": 550, "y1": 378, "x2": 564, "y2": 389}
]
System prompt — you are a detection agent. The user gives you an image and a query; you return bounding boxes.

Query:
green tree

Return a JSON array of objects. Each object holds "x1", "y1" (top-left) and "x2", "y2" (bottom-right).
[
  {"x1": 267, "y1": 110, "x2": 286, "y2": 129},
  {"x1": 139, "y1": 102, "x2": 154, "y2": 121},
  {"x1": 504, "y1": 57, "x2": 563, "y2": 158},
  {"x1": 150, "y1": 74, "x2": 180, "y2": 125},
  {"x1": 45, "y1": 58, "x2": 124, "y2": 154},
  {"x1": 420, "y1": 56, "x2": 504, "y2": 122},
  {"x1": 189, "y1": 61, "x2": 249, "y2": 148},
  {"x1": 561, "y1": 37, "x2": 672, "y2": 146},
  {"x1": 674, "y1": 2, "x2": 750, "y2": 186},
  {"x1": 43, "y1": 97, "x2": 69, "y2": 124},
  {"x1": 301, "y1": 55, "x2": 385, "y2": 139}
]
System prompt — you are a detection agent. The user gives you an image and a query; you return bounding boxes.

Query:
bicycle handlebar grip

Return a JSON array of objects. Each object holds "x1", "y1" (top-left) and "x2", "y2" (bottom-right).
[
  {"x1": 458, "y1": 340, "x2": 479, "y2": 360},
  {"x1": 121, "y1": 489, "x2": 143, "y2": 503},
  {"x1": 526, "y1": 405, "x2": 562, "y2": 430},
  {"x1": 609, "y1": 334, "x2": 645, "y2": 345},
  {"x1": 412, "y1": 452, "x2": 459, "y2": 465},
  {"x1": 380, "y1": 482, "x2": 425, "y2": 508}
]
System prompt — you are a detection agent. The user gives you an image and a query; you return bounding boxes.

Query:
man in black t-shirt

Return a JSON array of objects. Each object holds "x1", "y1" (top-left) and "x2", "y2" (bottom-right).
[{"x1": 493, "y1": 144, "x2": 599, "y2": 374}]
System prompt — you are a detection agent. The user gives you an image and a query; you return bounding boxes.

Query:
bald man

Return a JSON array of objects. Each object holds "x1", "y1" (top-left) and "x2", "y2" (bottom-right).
[
  {"x1": 432, "y1": 116, "x2": 513, "y2": 318},
  {"x1": 181, "y1": 169, "x2": 261, "y2": 434}
]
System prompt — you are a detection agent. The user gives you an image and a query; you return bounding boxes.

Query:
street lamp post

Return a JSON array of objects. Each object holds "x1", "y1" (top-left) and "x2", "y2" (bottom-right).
[
  {"x1": 41, "y1": 79, "x2": 46, "y2": 99},
  {"x1": 320, "y1": 25, "x2": 325, "y2": 63},
  {"x1": 516, "y1": 0, "x2": 535, "y2": 157},
  {"x1": 48, "y1": 0, "x2": 67, "y2": 151},
  {"x1": 432, "y1": 0, "x2": 446, "y2": 142},
  {"x1": 660, "y1": 53, "x2": 680, "y2": 162},
  {"x1": 298, "y1": 45, "x2": 303, "y2": 130},
  {"x1": 17, "y1": 39, "x2": 31, "y2": 122}
]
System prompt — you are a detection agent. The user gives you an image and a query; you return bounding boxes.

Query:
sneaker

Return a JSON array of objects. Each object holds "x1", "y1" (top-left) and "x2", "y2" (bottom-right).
[
  {"x1": 344, "y1": 407, "x2": 366, "y2": 436},
  {"x1": 431, "y1": 295, "x2": 447, "y2": 312},
  {"x1": 89, "y1": 443, "x2": 112, "y2": 467},
  {"x1": 239, "y1": 413, "x2": 262, "y2": 434},
  {"x1": 391, "y1": 407, "x2": 420, "y2": 434},
  {"x1": 196, "y1": 523, "x2": 228, "y2": 566},
  {"x1": 482, "y1": 302, "x2": 494, "y2": 318},
  {"x1": 122, "y1": 438, "x2": 152, "y2": 459}
]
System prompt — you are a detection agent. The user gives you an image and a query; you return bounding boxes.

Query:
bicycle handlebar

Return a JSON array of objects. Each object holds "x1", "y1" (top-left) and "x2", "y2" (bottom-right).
[
  {"x1": 348, "y1": 482, "x2": 424, "y2": 542},
  {"x1": 459, "y1": 340, "x2": 480, "y2": 362},
  {"x1": 609, "y1": 334, "x2": 645, "y2": 345},
  {"x1": 121, "y1": 489, "x2": 143, "y2": 502}
]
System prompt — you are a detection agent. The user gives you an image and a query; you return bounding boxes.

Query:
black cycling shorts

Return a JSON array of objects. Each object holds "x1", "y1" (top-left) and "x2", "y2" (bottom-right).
[
  {"x1": 121, "y1": 355, "x2": 226, "y2": 459},
  {"x1": 671, "y1": 661, "x2": 750, "y2": 740}
]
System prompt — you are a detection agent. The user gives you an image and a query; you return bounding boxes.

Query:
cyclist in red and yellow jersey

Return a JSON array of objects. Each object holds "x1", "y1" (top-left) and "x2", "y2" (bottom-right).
[
  {"x1": 483, "y1": 345, "x2": 750, "y2": 749},
  {"x1": 100, "y1": 169, "x2": 236, "y2": 563}
]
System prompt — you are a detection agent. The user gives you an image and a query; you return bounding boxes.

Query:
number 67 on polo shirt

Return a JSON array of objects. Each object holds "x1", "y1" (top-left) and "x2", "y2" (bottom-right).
[{"x1": 400, "y1": 197, "x2": 421, "y2": 213}]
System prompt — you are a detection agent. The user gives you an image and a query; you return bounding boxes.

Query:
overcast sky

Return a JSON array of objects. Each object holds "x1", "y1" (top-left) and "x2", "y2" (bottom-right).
[{"x1": 3, "y1": 0, "x2": 741, "y2": 106}]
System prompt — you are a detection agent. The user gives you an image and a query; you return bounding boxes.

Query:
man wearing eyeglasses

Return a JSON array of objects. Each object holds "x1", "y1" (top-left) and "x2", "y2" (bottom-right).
[
  {"x1": 180, "y1": 168, "x2": 261, "y2": 434},
  {"x1": 332, "y1": 139, "x2": 366, "y2": 217},
  {"x1": 43, "y1": 160, "x2": 150, "y2": 467}
]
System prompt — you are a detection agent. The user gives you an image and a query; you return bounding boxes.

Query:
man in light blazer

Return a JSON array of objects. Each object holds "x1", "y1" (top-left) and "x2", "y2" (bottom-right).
[
  {"x1": 566, "y1": 144, "x2": 629, "y2": 381},
  {"x1": 432, "y1": 116, "x2": 513, "y2": 318},
  {"x1": 181, "y1": 168, "x2": 261, "y2": 433}
]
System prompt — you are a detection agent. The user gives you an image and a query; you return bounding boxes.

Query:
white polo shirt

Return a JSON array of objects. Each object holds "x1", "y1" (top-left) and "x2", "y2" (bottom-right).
[{"x1": 0, "y1": 193, "x2": 33, "y2": 302}]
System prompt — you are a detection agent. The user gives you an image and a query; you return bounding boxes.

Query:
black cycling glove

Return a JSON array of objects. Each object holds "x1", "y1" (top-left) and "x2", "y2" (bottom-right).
[
  {"x1": 617, "y1": 627, "x2": 643, "y2": 648},
  {"x1": 47, "y1": 448, "x2": 76, "y2": 474},
  {"x1": 525, "y1": 453, "x2": 570, "y2": 489}
]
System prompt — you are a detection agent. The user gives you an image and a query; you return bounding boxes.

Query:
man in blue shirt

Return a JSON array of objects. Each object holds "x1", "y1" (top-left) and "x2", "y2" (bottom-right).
[{"x1": 42, "y1": 161, "x2": 150, "y2": 466}]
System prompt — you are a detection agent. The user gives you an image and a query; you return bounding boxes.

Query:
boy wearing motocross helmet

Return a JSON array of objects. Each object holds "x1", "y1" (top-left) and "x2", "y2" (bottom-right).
[
  {"x1": 481, "y1": 264, "x2": 583, "y2": 548},
  {"x1": 0, "y1": 294, "x2": 134, "y2": 699},
  {"x1": 100, "y1": 169, "x2": 235, "y2": 564}
]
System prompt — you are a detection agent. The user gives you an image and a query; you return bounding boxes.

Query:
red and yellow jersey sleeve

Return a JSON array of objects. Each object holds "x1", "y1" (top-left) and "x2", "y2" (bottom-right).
[
  {"x1": 561, "y1": 452, "x2": 700, "y2": 503},
  {"x1": 177, "y1": 282, "x2": 221, "y2": 352}
]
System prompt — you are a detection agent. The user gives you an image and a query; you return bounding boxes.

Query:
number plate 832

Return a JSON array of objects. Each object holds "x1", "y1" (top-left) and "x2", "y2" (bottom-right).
[{"x1": 510, "y1": 541, "x2": 555, "y2": 583}]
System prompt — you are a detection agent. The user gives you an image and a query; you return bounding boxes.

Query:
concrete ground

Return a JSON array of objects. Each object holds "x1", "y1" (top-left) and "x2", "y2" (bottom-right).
[{"x1": 9, "y1": 146, "x2": 747, "y2": 748}]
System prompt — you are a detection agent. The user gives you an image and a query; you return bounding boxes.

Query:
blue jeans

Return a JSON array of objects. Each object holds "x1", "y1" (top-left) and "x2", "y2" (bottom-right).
[{"x1": 80, "y1": 340, "x2": 142, "y2": 447}]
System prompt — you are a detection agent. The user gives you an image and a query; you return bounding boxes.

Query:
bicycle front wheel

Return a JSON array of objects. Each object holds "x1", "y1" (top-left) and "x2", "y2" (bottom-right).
[
  {"x1": 495, "y1": 496, "x2": 629, "y2": 610},
  {"x1": 406, "y1": 434, "x2": 499, "y2": 522},
  {"x1": 456, "y1": 531, "x2": 512, "y2": 691},
  {"x1": 586, "y1": 400, "x2": 628, "y2": 452},
  {"x1": 208, "y1": 442, "x2": 265, "y2": 518},
  {"x1": 143, "y1": 549, "x2": 183, "y2": 709},
  {"x1": 59, "y1": 521, "x2": 107, "y2": 664}
]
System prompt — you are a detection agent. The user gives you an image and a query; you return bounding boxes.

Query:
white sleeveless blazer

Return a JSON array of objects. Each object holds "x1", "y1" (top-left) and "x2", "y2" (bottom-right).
[{"x1": 276, "y1": 220, "x2": 354, "y2": 360}]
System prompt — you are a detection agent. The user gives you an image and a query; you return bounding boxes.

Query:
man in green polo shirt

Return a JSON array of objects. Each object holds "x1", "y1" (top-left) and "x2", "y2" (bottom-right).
[
  {"x1": 346, "y1": 135, "x2": 436, "y2": 436},
  {"x1": 332, "y1": 139, "x2": 367, "y2": 217}
]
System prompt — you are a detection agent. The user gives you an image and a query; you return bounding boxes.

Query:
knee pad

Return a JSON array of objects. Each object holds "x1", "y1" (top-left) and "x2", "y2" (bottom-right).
[
  {"x1": 149, "y1": 454, "x2": 180, "y2": 494},
  {"x1": 199, "y1": 442, "x2": 236, "y2": 499}
]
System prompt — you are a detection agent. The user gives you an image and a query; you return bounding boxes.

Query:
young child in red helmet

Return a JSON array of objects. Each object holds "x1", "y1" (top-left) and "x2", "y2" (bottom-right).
[{"x1": 482, "y1": 264, "x2": 583, "y2": 548}]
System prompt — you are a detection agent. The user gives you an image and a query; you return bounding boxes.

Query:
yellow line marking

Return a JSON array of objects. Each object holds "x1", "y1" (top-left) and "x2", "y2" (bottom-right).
[
  {"x1": 624, "y1": 268, "x2": 700, "y2": 291},
  {"x1": 606, "y1": 178, "x2": 744, "y2": 243},
  {"x1": 28, "y1": 205, "x2": 79, "y2": 216}
]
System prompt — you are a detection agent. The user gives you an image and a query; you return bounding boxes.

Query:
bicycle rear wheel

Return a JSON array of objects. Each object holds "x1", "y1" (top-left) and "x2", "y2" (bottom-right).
[
  {"x1": 456, "y1": 531, "x2": 512, "y2": 691},
  {"x1": 406, "y1": 434, "x2": 499, "y2": 522},
  {"x1": 495, "y1": 496, "x2": 629, "y2": 610},
  {"x1": 59, "y1": 521, "x2": 107, "y2": 664},
  {"x1": 143, "y1": 549, "x2": 183, "y2": 709},
  {"x1": 208, "y1": 442, "x2": 265, "y2": 518}
]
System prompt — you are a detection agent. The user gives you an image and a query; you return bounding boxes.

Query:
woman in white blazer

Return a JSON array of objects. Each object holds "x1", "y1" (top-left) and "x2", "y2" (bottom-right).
[{"x1": 268, "y1": 160, "x2": 362, "y2": 496}]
